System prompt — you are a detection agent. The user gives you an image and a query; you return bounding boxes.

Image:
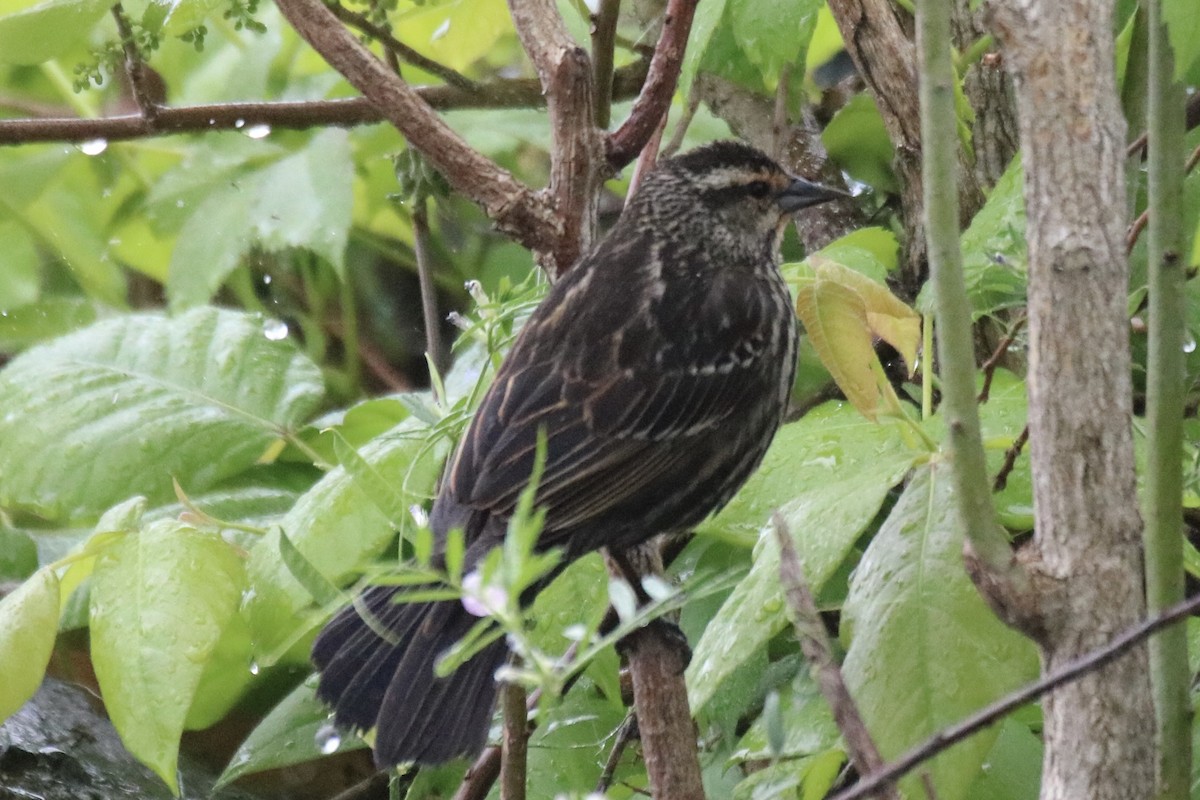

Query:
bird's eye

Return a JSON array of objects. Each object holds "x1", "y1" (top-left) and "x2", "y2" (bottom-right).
[{"x1": 746, "y1": 180, "x2": 772, "y2": 198}]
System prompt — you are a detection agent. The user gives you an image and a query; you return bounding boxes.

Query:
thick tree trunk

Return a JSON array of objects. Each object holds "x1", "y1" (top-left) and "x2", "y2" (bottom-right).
[{"x1": 987, "y1": 1, "x2": 1156, "y2": 798}]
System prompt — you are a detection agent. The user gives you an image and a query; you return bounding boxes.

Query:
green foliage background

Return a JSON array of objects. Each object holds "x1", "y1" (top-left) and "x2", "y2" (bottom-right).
[{"x1": 0, "y1": 0, "x2": 1198, "y2": 798}]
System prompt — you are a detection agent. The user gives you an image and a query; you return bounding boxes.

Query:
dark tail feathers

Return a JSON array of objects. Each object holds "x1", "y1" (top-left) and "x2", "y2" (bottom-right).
[{"x1": 312, "y1": 586, "x2": 509, "y2": 767}]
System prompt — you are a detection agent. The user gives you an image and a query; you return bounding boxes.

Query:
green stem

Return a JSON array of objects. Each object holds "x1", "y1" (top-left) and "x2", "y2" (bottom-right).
[
  {"x1": 1144, "y1": 2, "x2": 1191, "y2": 797},
  {"x1": 921, "y1": 312, "x2": 933, "y2": 419},
  {"x1": 916, "y1": 0, "x2": 1014, "y2": 572}
]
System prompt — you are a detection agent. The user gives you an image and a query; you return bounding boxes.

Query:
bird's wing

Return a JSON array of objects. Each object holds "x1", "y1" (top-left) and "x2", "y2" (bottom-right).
[{"x1": 443, "y1": 249, "x2": 786, "y2": 542}]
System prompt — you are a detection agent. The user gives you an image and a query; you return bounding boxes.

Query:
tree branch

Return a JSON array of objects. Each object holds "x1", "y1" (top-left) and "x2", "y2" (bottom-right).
[
  {"x1": 605, "y1": 546, "x2": 704, "y2": 800},
  {"x1": 275, "y1": 0, "x2": 561, "y2": 256},
  {"x1": 773, "y1": 515, "x2": 897, "y2": 799},
  {"x1": 112, "y1": 4, "x2": 160, "y2": 122},
  {"x1": 829, "y1": 589, "x2": 1200, "y2": 800},
  {"x1": 499, "y1": 680, "x2": 527, "y2": 800},
  {"x1": 508, "y1": 0, "x2": 603, "y2": 275},
  {"x1": 606, "y1": 0, "x2": 698, "y2": 168},
  {"x1": 0, "y1": 62, "x2": 651, "y2": 146},
  {"x1": 591, "y1": 0, "x2": 621, "y2": 129}
]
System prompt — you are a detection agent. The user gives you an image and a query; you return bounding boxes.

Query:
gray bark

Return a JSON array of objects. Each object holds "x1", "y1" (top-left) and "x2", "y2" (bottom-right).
[{"x1": 986, "y1": 1, "x2": 1156, "y2": 798}]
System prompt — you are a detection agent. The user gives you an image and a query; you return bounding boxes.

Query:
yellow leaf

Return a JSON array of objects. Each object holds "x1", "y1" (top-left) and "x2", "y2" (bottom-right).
[
  {"x1": 811, "y1": 257, "x2": 921, "y2": 373},
  {"x1": 796, "y1": 280, "x2": 881, "y2": 419}
]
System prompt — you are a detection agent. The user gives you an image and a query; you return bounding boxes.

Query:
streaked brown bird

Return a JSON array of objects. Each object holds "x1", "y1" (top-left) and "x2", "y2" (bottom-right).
[{"x1": 312, "y1": 141, "x2": 845, "y2": 767}]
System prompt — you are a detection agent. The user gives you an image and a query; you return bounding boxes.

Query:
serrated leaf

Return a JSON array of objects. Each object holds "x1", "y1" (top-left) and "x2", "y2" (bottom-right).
[
  {"x1": 0, "y1": 307, "x2": 325, "y2": 520},
  {"x1": 90, "y1": 520, "x2": 246, "y2": 793},
  {"x1": 0, "y1": 567, "x2": 60, "y2": 722},
  {"x1": 167, "y1": 131, "x2": 353, "y2": 309},
  {"x1": 841, "y1": 465, "x2": 1038, "y2": 800},
  {"x1": 217, "y1": 680, "x2": 366, "y2": 787},
  {"x1": 688, "y1": 404, "x2": 915, "y2": 713},
  {"x1": 727, "y1": 0, "x2": 820, "y2": 83}
]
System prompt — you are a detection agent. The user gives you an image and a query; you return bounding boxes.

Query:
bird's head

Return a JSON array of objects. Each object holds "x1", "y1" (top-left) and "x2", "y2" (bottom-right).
[{"x1": 634, "y1": 141, "x2": 847, "y2": 260}]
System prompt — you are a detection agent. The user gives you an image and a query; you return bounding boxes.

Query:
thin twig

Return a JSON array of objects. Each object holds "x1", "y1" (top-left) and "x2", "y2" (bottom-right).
[
  {"x1": 412, "y1": 197, "x2": 444, "y2": 385},
  {"x1": 626, "y1": 111, "x2": 667, "y2": 197},
  {"x1": 595, "y1": 712, "x2": 638, "y2": 793},
  {"x1": 500, "y1": 680, "x2": 528, "y2": 800},
  {"x1": 773, "y1": 515, "x2": 897, "y2": 798},
  {"x1": 0, "y1": 62, "x2": 650, "y2": 146},
  {"x1": 591, "y1": 0, "x2": 622, "y2": 129},
  {"x1": 112, "y1": 4, "x2": 160, "y2": 122},
  {"x1": 1126, "y1": 140, "x2": 1200, "y2": 254},
  {"x1": 327, "y1": 2, "x2": 478, "y2": 91},
  {"x1": 977, "y1": 314, "x2": 1026, "y2": 403},
  {"x1": 452, "y1": 643, "x2": 582, "y2": 800},
  {"x1": 606, "y1": 0, "x2": 699, "y2": 168},
  {"x1": 660, "y1": 87, "x2": 699, "y2": 158},
  {"x1": 992, "y1": 424, "x2": 1028, "y2": 492},
  {"x1": 829, "y1": 588, "x2": 1200, "y2": 800}
]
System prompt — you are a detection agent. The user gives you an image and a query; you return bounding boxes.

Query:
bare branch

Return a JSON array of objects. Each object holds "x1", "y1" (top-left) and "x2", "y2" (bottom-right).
[
  {"x1": 326, "y1": 2, "x2": 478, "y2": 91},
  {"x1": 773, "y1": 515, "x2": 897, "y2": 799},
  {"x1": 606, "y1": 0, "x2": 698, "y2": 168},
  {"x1": 499, "y1": 680, "x2": 527, "y2": 800},
  {"x1": 595, "y1": 713, "x2": 638, "y2": 793},
  {"x1": 275, "y1": 0, "x2": 561, "y2": 255},
  {"x1": 591, "y1": 0, "x2": 622, "y2": 129},
  {"x1": 0, "y1": 62, "x2": 650, "y2": 146},
  {"x1": 605, "y1": 545, "x2": 705, "y2": 800},
  {"x1": 508, "y1": 0, "x2": 604, "y2": 274},
  {"x1": 112, "y1": 5, "x2": 160, "y2": 122},
  {"x1": 829, "y1": 590, "x2": 1200, "y2": 800}
]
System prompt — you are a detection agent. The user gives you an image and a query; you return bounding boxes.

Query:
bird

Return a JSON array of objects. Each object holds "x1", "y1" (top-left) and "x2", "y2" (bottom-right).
[{"x1": 311, "y1": 140, "x2": 846, "y2": 768}]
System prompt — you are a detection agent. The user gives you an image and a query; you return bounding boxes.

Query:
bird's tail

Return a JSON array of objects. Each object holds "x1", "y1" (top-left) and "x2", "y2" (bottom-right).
[{"x1": 312, "y1": 585, "x2": 509, "y2": 767}]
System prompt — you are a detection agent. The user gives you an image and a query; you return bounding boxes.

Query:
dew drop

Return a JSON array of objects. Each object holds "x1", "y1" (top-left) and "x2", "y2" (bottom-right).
[
  {"x1": 234, "y1": 118, "x2": 246, "y2": 129},
  {"x1": 315, "y1": 722, "x2": 341, "y2": 755},
  {"x1": 431, "y1": 19, "x2": 451, "y2": 40},
  {"x1": 249, "y1": 660, "x2": 260, "y2": 676},
  {"x1": 262, "y1": 318, "x2": 289, "y2": 340},
  {"x1": 1184, "y1": 335, "x2": 1196, "y2": 354},
  {"x1": 80, "y1": 138, "x2": 108, "y2": 156},
  {"x1": 409, "y1": 504, "x2": 429, "y2": 527},
  {"x1": 245, "y1": 124, "x2": 271, "y2": 139}
]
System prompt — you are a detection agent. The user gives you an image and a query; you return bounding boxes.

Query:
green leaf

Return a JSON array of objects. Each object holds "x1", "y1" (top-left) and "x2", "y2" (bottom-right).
[
  {"x1": 0, "y1": 307, "x2": 325, "y2": 520},
  {"x1": 0, "y1": 567, "x2": 60, "y2": 722},
  {"x1": 245, "y1": 421, "x2": 447, "y2": 662},
  {"x1": 90, "y1": 520, "x2": 245, "y2": 792},
  {"x1": 822, "y1": 94, "x2": 898, "y2": 194},
  {"x1": 0, "y1": 297, "x2": 99, "y2": 352},
  {"x1": 394, "y1": 0, "x2": 514, "y2": 73},
  {"x1": 678, "y1": 0, "x2": 728, "y2": 94},
  {"x1": 962, "y1": 718, "x2": 1042, "y2": 800},
  {"x1": 0, "y1": 220, "x2": 39, "y2": 307},
  {"x1": 0, "y1": 525, "x2": 38, "y2": 580},
  {"x1": 1163, "y1": 0, "x2": 1200, "y2": 82},
  {"x1": 688, "y1": 404, "x2": 915, "y2": 713},
  {"x1": 727, "y1": 0, "x2": 820, "y2": 84},
  {"x1": 921, "y1": 156, "x2": 1026, "y2": 318},
  {"x1": 0, "y1": 0, "x2": 112, "y2": 64},
  {"x1": 167, "y1": 130, "x2": 353, "y2": 309},
  {"x1": 841, "y1": 465, "x2": 1039, "y2": 800},
  {"x1": 217, "y1": 680, "x2": 367, "y2": 788}
]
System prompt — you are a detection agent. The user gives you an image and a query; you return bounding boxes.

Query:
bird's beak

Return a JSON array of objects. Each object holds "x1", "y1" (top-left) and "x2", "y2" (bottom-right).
[{"x1": 777, "y1": 177, "x2": 851, "y2": 213}]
